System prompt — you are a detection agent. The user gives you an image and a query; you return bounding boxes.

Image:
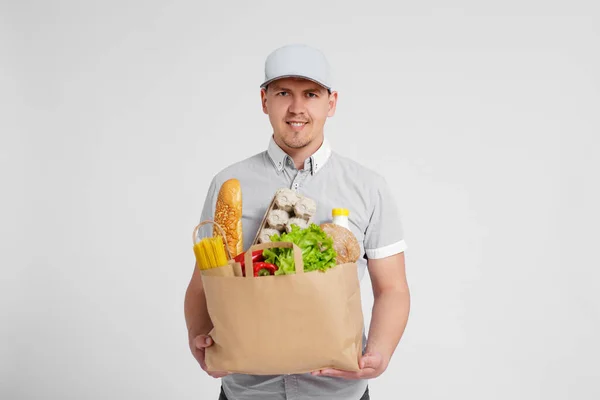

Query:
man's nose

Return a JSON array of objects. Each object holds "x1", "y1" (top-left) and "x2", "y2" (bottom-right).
[{"x1": 288, "y1": 96, "x2": 306, "y2": 114}]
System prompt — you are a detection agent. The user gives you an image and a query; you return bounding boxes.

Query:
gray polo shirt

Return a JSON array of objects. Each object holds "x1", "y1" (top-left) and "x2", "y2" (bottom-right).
[{"x1": 198, "y1": 136, "x2": 407, "y2": 400}]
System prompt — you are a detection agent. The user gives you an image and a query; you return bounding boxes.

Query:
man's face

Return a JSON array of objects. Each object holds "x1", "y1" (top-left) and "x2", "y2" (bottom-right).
[{"x1": 261, "y1": 77, "x2": 337, "y2": 149}]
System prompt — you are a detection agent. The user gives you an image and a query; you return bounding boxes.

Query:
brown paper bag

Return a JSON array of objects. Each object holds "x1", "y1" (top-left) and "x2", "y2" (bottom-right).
[
  {"x1": 200, "y1": 260, "x2": 244, "y2": 278},
  {"x1": 200, "y1": 262, "x2": 235, "y2": 277},
  {"x1": 202, "y1": 241, "x2": 364, "y2": 375}
]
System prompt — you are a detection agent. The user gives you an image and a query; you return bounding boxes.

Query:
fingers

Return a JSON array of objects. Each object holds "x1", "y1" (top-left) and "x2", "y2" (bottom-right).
[
  {"x1": 208, "y1": 371, "x2": 229, "y2": 378},
  {"x1": 359, "y1": 355, "x2": 379, "y2": 369},
  {"x1": 314, "y1": 368, "x2": 363, "y2": 379},
  {"x1": 192, "y1": 335, "x2": 227, "y2": 378},
  {"x1": 311, "y1": 356, "x2": 382, "y2": 380},
  {"x1": 194, "y1": 335, "x2": 213, "y2": 349},
  {"x1": 359, "y1": 351, "x2": 385, "y2": 369},
  {"x1": 196, "y1": 347, "x2": 227, "y2": 378}
]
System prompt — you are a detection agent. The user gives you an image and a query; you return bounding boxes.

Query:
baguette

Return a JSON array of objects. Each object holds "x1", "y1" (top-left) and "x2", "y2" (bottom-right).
[{"x1": 213, "y1": 178, "x2": 243, "y2": 258}]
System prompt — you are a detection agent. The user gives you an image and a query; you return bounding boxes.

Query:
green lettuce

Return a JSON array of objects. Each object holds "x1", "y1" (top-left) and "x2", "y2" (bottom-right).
[{"x1": 262, "y1": 223, "x2": 337, "y2": 275}]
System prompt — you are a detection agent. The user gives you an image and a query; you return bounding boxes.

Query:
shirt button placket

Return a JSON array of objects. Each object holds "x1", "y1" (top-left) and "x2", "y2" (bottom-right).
[{"x1": 291, "y1": 172, "x2": 300, "y2": 191}]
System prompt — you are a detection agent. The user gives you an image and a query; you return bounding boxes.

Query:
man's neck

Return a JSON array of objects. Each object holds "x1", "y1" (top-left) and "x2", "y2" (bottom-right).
[{"x1": 274, "y1": 134, "x2": 324, "y2": 171}]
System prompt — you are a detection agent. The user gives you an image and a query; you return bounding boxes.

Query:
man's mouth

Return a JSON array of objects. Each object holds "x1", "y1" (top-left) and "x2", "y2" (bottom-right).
[{"x1": 287, "y1": 121, "x2": 308, "y2": 127}]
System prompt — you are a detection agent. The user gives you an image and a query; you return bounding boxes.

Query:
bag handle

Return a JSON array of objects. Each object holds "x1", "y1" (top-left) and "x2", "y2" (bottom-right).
[
  {"x1": 243, "y1": 241, "x2": 303, "y2": 278},
  {"x1": 192, "y1": 220, "x2": 233, "y2": 261}
]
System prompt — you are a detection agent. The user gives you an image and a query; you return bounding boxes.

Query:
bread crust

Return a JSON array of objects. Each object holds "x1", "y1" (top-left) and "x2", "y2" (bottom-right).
[
  {"x1": 214, "y1": 179, "x2": 243, "y2": 257},
  {"x1": 320, "y1": 223, "x2": 360, "y2": 264}
]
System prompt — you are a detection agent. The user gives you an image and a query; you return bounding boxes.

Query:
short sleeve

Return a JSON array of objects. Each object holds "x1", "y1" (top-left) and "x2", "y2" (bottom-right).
[
  {"x1": 363, "y1": 175, "x2": 407, "y2": 259},
  {"x1": 196, "y1": 176, "x2": 218, "y2": 241}
]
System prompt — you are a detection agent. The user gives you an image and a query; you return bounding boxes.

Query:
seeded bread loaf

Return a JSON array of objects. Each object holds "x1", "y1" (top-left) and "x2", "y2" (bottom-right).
[{"x1": 213, "y1": 179, "x2": 243, "y2": 258}]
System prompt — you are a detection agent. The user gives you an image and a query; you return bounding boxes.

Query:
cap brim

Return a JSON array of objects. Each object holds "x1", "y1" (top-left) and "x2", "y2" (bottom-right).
[{"x1": 260, "y1": 75, "x2": 331, "y2": 91}]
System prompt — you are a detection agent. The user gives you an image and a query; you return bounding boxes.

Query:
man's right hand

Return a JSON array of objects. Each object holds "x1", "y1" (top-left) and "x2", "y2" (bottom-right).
[{"x1": 191, "y1": 334, "x2": 229, "y2": 378}]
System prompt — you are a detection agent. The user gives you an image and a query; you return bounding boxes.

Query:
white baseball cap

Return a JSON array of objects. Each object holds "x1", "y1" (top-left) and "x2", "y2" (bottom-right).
[{"x1": 260, "y1": 44, "x2": 333, "y2": 92}]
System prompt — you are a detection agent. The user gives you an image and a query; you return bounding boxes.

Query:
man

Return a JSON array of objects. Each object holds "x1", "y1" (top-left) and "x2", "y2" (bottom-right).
[{"x1": 184, "y1": 44, "x2": 410, "y2": 400}]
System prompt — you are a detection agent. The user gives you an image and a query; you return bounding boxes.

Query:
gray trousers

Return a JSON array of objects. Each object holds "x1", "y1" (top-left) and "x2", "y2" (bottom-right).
[{"x1": 219, "y1": 385, "x2": 370, "y2": 400}]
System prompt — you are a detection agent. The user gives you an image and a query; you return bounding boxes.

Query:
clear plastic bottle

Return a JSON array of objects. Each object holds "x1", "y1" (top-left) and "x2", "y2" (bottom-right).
[{"x1": 331, "y1": 208, "x2": 350, "y2": 229}]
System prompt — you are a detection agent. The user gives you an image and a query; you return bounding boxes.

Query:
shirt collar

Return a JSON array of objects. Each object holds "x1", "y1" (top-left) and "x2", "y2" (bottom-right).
[{"x1": 267, "y1": 135, "x2": 332, "y2": 175}]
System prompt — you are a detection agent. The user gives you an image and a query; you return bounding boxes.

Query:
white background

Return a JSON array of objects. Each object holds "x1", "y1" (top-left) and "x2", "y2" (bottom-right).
[{"x1": 1, "y1": 1, "x2": 599, "y2": 399}]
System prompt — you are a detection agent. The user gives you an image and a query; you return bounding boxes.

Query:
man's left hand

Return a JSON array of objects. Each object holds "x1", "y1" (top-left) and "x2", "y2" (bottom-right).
[{"x1": 310, "y1": 352, "x2": 387, "y2": 380}]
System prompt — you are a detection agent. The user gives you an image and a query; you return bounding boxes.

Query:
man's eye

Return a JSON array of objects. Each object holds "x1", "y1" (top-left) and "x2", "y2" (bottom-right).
[
  {"x1": 307, "y1": 93, "x2": 317, "y2": 98},
  {"x1": 277, "y1": 91, "x2": 288, "y2": 96}
]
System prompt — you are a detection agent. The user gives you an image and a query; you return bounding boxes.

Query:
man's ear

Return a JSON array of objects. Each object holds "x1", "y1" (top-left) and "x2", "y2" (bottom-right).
[
  {"x1": 261, "y1": 88, "x2": 268, "y2": 114},
  {"x1": 327, "y1": 91, "x2": 338, "y2": 117}
]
